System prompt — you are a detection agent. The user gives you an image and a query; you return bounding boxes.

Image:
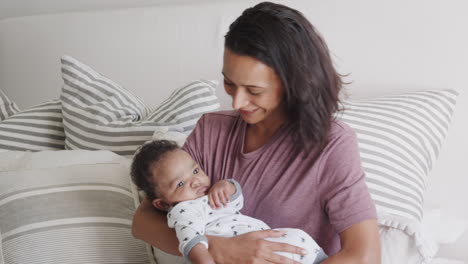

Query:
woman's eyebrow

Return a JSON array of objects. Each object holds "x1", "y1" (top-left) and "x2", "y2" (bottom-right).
[{"x1": 245, "y1": 85, "x2": 265, "y2": 89}]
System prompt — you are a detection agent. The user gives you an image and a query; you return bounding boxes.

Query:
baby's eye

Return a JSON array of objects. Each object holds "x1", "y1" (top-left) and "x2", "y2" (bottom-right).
[
  {"x1": 193, "y1": 168, "x2": 199, "y2": 174},
  {"x1": 177, "y1": 181, "x2": 185, "y2": 188}
]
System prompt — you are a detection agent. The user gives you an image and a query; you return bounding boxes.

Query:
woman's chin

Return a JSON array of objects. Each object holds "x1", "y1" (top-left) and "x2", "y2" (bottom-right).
[{"x1": 239, "y1": 112, "x2": 261, "y2": 124}]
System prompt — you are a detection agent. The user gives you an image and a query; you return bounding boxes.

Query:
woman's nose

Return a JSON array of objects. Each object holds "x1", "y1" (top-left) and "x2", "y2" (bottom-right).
[{"x1": 232, "y1": 89, "x2": 249, "y2": 110}]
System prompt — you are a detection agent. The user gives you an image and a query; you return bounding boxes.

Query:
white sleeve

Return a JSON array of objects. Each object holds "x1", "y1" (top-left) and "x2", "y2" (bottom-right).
[
  {"x1": 167, "y1": 199, "x2": 208, "y2": 259},
  {"x1": 227, "y1": 179, "x2": 243, "y2": 211}
]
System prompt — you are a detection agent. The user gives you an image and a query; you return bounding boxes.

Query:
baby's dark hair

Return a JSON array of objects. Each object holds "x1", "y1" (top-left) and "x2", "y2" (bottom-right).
[{"x1": 131, "y1": 140, "x2": 180, "y2": 201}]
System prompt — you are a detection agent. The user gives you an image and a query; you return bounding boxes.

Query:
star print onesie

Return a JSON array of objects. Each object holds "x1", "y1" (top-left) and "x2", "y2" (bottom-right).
[{"x1": 167, "y1": 179, "x2": 328, "y2": 263}]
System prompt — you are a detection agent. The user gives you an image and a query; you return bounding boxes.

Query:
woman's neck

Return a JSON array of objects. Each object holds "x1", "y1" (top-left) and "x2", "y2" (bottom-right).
[{"x1": 243, "y1": 112, "x2": 287, "y2": 153}]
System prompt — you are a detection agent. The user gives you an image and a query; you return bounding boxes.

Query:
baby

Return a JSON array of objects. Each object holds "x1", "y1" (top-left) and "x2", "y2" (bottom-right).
[{"x1": 131, "y1": 140, "x2": 327, "y2": 264}]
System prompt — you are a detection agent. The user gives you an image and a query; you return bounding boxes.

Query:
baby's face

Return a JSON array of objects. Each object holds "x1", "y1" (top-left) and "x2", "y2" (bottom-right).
[{"x1": 153, "y1": 149, "x2": 210, "y2": 206}]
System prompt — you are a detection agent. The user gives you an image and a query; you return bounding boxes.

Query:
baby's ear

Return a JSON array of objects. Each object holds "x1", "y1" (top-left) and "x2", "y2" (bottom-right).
[{"x1": 152, "y1": 198, "x2": 171, "y2": 211}]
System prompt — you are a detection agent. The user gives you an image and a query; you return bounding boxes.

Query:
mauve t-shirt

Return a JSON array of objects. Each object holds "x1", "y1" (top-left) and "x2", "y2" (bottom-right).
[{"x1": 183, "y1": 110, "x2": 376, "y2": 255}]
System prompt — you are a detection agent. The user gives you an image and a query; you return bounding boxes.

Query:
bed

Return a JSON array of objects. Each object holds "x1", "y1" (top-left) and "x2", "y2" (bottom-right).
[{"x1": 0, "y1": 0, "x2": 467, "y2": 263}]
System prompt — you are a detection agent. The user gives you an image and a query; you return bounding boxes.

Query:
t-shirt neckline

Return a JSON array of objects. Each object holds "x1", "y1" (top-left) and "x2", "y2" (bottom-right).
[{"x1": 238, "y1": 117, "x2": 289, "y2": 159}]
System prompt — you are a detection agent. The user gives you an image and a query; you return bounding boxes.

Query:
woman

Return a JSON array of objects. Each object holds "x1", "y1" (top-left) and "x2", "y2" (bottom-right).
[{"x1": 132, "y1": 2, "x2": 381, "y2": 263}]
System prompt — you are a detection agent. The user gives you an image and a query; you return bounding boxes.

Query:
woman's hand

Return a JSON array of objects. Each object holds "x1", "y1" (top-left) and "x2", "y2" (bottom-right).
[
  {"x1": 208, "y1": 230, "x2": 307, "y2": 264},
  {"x1": 208, "y1": 180, "x2": 236, "y2": 209}
]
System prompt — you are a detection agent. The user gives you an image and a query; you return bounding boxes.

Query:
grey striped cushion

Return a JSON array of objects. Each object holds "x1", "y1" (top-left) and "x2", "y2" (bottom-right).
[
  {"x1": 0, "y1": 150, "x2": 152, "y2": 264},
  {"x1": 60, "y1": 55, "x2": 220, "y2": 157},
  {"x1": 0, "y1": 100, "x2": 65, "y2": 151},
  {"x1": 336, "y1": 89, "x2": 459, "y2": 223},
  {"x1": 0, "y1": 89, "x2": 20, "y2": 121}
]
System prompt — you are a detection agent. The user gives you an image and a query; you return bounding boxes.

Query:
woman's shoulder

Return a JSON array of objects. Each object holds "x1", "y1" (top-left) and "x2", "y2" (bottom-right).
[
  {"x1": 329, "y1": 119, "x2": 357, "y2": 139},
  {"x1": 315, "y1": 119, "x2": 360, "y2": 163}
]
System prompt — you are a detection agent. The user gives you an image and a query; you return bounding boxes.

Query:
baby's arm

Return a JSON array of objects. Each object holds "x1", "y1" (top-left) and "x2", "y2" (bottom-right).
[
  {"x1": 208, "y1": 179, "x2": 241, "y2": 209},
  {"x1": 188, "y1": 243, "x2": 215, "y2": 264},
  {"x1": 167, "y1": 200, "x2": 211, "y2": 262}
]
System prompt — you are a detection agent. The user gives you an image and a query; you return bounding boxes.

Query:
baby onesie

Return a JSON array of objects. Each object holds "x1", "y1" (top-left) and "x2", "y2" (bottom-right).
[{"x1": 167, "y1": 179, "x2": 327, "y2": 263}]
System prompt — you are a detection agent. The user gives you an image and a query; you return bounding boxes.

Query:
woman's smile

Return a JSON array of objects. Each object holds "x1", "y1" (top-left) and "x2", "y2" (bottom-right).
[{"x1": 240, "y1": 109, "x2": 259, "y2": 115}]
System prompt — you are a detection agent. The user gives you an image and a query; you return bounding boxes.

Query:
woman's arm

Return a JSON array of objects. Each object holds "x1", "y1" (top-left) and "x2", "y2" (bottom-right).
[
  {"x1": 131, "y1": 198, "x2": 181, "y2": 256},
  {"x1": 133, "y1": 199, "x2": 306, "y2": 263},
  {"x1": 207, "y1": 230, "x2": 306, "y2": 264},
  {"x1": 322, "y1": 219, "x2": 381, "y2": 264}
]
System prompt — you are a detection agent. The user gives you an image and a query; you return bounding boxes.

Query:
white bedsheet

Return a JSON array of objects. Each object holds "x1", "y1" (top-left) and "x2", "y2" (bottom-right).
[{"x1": 431, "y1": 258, "x2": 466, "y2": 264}]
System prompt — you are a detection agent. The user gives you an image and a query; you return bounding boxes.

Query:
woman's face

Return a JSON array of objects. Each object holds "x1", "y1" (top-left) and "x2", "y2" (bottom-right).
[{"x1": 222, "y1": 48, "x2": 286, "y2": 129}]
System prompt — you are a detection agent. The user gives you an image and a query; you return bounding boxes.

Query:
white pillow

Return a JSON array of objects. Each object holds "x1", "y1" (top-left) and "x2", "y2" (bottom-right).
[
  {"x1": 60, "y1": 55, "x2": 220, "y2": 157},
  {"x1": 0, "y1": 89, "x2": 20, "y2": 121},
  {"x1": 0, "y1": 100, "x2": 64, "y2": 151},
  {"x1": 337, "y1": 89, "x2": 459, "y2": 224},
  {"x1": 0, "y1": 150, "x2": 154, "y2": 264},
  {"x1": 380, "y1": 224, "x2": 428, "y2": 264},
  {"x1": 379, "y1": 213, "x2": 439, "y2": 264},
  {"x1": 336, "y1": 89, "x2": 460, "y2": 263},
  {"x1": 151, "y1": 247, "x2": 185, "y2": 264},
  {"x1": 151, "y1": 126, "x2": 188, "y2": 147}
]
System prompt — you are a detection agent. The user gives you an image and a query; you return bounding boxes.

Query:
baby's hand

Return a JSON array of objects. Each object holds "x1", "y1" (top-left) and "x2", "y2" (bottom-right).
[{"x1": 208, "y1": 180, "x2": 236, "y2": 209}]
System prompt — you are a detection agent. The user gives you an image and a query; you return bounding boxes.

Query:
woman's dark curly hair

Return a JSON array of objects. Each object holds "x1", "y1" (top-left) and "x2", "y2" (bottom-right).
[
  {"x1": 225, "y1": 2, "x2": 344, "y2": 152},
  {"x1": 130, "y1": 140, "x2": 179, "y2": 201}
]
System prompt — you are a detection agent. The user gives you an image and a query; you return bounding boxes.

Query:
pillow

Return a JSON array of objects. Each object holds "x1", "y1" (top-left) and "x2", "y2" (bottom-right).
[
  {"x1": 151, "y1": 247, "x2": 185, "y2": 264},
  {"x1": 0, "y1": 100, "x2": 65, "y2": 151},
  {"x1": 0, "y1": 89, "x2": 20, "y2": 121},
  {"x1": 336, "y1": 89, "x2": 459, "y2": 263},
  {"x1": 379, "y1": 224, "x2": 429, "y2": 264},
  {"x1": 151, "y1": 126, "x2": 188, "y2": 147},
  {"x1": 0, "y1": 150, "x2": 154, "y2": 264},
  {"x1": 336, "y1": 89, "x2": 459, "y2": 224},
  {"x1": 60, "y1": 55, "x2": 220, "y2": 157}
]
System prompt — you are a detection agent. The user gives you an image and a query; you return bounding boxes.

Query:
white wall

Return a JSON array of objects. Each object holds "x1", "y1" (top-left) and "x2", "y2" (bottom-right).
[
  {"x1": 1, "y1": 0, "x2": 467, "y2": 108},
  {"x1": 0, "y1": 0, "x2": 467, "y2": 258},
  {"x1": 0, "y1": 0, "x2": 216, "y2": 20},
  {"x1": 0, "y1": 1, "x2": 254, "y2": 110}
]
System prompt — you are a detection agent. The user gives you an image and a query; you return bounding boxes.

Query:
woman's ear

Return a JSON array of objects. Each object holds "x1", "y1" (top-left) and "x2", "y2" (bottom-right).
[{"x1": 152, "y1": 198, "x2": 171, "y2": 211}]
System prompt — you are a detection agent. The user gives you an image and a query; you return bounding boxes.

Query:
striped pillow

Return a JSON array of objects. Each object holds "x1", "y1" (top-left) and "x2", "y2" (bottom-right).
[
  {"x1": 0, "y1": 89, "x2": 20, "y2": 121},
  {"x1": 336, "y1": 89, "x2": 459, "y2": 224},
  {"x1": 60, "y1": 55, "x2": 220, "y2": 157},
  {"x1": 0, "y1": 100, "x2": 65, "y2": 151},
  {"x1": 0, "y1": 150, "x2": 152, "y2": 264}
]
